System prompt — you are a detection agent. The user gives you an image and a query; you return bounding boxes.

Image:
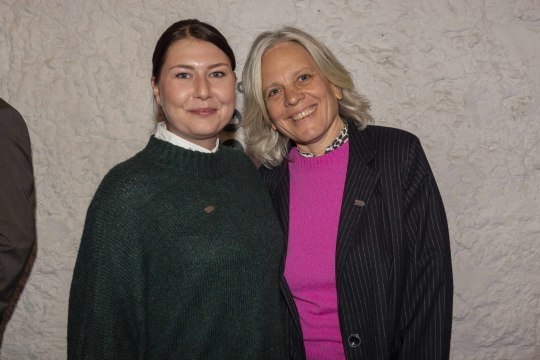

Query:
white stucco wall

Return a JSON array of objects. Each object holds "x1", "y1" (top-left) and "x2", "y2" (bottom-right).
[{"x1": 1, "y1": 0, "x2": 539, "y2": 359}]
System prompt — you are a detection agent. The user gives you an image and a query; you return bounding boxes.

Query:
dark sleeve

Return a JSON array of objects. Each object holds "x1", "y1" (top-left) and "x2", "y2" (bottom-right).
[
  {"x1": 397, "y1": 137, "x2": 453, "y2": 360},
  {"x1": 0, "y1": 107, "x2": 36, "y2": 315},
  {"x1": 68, "y1": 181, "x2": 147, "y2": 359}
]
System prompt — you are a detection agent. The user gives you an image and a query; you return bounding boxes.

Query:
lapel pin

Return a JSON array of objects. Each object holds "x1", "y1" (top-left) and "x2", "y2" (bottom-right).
[
  {"x1": 204, "y1": 205, "x2": 216, "y2": 214},
  {"x1": 354, "y1": 199, "x2": 366, "y2": 207}
]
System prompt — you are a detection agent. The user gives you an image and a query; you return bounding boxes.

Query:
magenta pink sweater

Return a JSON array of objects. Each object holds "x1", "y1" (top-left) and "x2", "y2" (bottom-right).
[{"x1": 285, "y1": 142, "x2": 349, "y2": 359}]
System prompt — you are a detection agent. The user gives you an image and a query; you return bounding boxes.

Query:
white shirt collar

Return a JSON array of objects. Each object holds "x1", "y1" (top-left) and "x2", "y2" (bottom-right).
[{"x1": 154, "y1": 121, "x2": 219, "y2": 153}]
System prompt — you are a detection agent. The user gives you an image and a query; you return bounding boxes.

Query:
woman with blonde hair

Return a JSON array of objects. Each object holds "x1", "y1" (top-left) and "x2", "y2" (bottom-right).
[{"x1": 243, "y1": 26, "x2": 453, "y2": 359}]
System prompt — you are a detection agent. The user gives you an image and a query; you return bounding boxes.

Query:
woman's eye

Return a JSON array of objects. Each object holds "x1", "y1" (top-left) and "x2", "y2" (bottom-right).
[
  {"x1": 175, "y1": 72, "x2": 191, "y2": 79},
  {"x1": 268, "y1": 88, "x2": 280, "y2": 98},
  {"x1": 210, "y1": 71, "x2": 226, "y2": 78},
  {"x1": 298, "y1": 74, "x2": 311, "y2": 81}
]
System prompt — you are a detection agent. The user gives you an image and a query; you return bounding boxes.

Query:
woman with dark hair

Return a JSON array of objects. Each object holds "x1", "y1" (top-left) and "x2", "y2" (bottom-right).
[
  {"x1": 242, "y1": 26, "x2": 453, "y2": 359},
  {"x1": 68, "y1": 19, "x2": 285, "y2": 359}
]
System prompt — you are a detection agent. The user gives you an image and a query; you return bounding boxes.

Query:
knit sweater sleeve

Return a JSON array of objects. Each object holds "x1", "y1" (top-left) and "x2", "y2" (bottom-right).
[{"x1": 68, "y1": 165, "x2": 149, "y2": 360}]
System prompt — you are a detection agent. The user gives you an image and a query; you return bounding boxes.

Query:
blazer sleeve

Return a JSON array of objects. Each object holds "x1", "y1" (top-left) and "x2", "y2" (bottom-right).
[
  {"x1": 397, "y1": 137, "x2": 453, "y2": 360},
  {"x1": 0, "y1": 107, "x2": 36, "y2": 315}
]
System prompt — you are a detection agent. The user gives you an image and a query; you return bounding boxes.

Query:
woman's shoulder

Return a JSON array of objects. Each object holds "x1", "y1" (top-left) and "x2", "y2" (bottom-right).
[
  {"x1": 363, "y1": 124, "x2": 420, "y2": 148},
  {"x1": 360, "y1": 125, "x2": 434, "y2": 183},
  {"x1": 356, "y1": 124, "x2": 425, "y2": 166},
  {"x1": 220, "y1": 146, "x2": 259, "y2": 171},
  {"x1": 91, "y1": 154, "x2": 160, "y2": 208}
]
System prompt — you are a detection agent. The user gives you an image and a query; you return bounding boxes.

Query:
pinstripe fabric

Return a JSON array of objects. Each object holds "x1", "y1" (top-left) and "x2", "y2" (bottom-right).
[{"x1": 261, "y1": 122, "x2": 453, "y2": 360}]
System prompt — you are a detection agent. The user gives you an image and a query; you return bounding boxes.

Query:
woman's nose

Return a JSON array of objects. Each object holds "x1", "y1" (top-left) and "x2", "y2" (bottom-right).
[
  {"x1": 194, "y1": 77, "x2": 211, "y2": 99},
  {"x1": 284, "y1": 86, "x2": 304, "y2": 106}
]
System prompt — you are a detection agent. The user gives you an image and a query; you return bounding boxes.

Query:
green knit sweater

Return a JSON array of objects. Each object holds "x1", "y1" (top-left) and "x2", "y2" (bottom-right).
[{"x1": 68, "y1": 136, "x2": 286, "y2": 359}]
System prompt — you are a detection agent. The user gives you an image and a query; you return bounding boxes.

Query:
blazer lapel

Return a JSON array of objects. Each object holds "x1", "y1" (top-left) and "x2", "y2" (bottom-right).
[
  {"x1": 336, "y1": 123, "x2": 380, "y2": 271},
  {"x1": 268, "y1": 162, "x2": 305, "y2": 335}
]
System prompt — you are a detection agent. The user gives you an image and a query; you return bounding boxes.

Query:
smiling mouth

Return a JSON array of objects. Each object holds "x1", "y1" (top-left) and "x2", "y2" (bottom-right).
[
  {"x1": 190, "y1": 108, "x2": 217, "y2": 116},
  {"x1": 291, "y1": 105, "x2": 316, "y2": 121}
]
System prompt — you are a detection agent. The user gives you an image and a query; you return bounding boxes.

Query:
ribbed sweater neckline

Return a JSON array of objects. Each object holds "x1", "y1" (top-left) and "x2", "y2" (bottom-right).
[
  {"x1": 288, "y1": 141, "x2": 349, "y2": 169},
  {"x1": 138, "y1": 136, "x2": 229, "y2": 178}
]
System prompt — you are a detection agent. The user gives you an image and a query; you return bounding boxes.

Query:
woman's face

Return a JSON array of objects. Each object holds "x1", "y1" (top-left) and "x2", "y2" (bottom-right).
[
  {"x1": 152, "y1": 38, "x2": 236, "y2": 150},
  {"x1": 261, "y1": 41, "x2": 343, "y2": 155}
]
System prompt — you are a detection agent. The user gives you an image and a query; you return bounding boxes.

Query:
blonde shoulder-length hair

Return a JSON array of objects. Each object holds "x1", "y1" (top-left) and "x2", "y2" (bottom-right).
[{"x1": 242, "y1": 26, "x2": 373, "y2": 168}]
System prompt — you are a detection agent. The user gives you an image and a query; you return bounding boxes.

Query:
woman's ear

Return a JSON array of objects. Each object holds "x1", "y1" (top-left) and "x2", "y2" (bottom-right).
[
  {"x1": 151, "y1": 77, "x2": 161, "y2": 106},
  {"x1": 333, "y1": 84, "x2": 343, "y2": 101}
]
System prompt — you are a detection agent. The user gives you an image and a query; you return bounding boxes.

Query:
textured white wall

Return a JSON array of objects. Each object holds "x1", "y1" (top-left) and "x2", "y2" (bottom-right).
[{"x1": 1, "y1": 0, "x2": 539, "y2": 359}]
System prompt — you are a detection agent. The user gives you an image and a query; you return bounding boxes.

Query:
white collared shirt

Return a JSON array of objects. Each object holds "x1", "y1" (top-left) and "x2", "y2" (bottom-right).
[{"x1": 154, "y1": 121, "x2": 219, "y2": 153}]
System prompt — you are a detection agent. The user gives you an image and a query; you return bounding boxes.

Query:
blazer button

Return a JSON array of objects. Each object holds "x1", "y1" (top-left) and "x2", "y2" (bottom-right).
[{"x1": 348, "y1": 333, "x2": 361, "y2": 348}]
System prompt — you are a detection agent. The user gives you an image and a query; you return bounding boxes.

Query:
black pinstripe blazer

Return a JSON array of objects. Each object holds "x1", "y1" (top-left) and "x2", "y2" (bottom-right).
[{"x1": 261, "y1": 122, "x2": 453, "y2": 360}]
